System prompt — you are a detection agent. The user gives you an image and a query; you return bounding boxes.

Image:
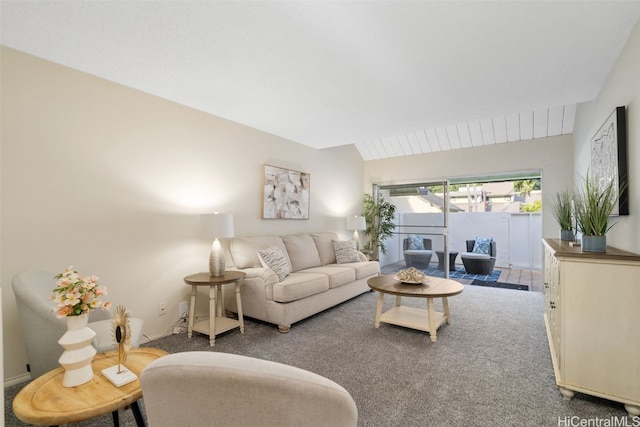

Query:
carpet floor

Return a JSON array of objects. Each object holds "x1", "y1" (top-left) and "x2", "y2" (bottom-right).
[{"x1": 4, "y1": 285, "x2": 630, "y2": 427}]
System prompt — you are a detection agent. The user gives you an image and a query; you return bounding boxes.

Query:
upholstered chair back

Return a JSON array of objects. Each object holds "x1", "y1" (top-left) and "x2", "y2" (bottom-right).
[
  {"x1": 402, "y1": 238, "x2": 432, "y2": 251},
  {"x1": 141, "y1": 351, "x2": 358, "y2": 427}
]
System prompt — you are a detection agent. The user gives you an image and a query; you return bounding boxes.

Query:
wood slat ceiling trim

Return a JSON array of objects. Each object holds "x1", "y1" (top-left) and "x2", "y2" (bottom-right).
[{"x1": 356, "y1": 104, "x2": 576, "y2": 160}]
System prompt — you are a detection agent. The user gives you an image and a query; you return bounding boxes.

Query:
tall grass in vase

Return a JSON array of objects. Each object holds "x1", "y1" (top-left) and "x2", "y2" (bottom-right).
[
  {"x1": 574, "y1": 174, "x2": 620, "y2": 252},
  {"x1": 551, "y1": 189, "x2": 574, "y2": 241}
]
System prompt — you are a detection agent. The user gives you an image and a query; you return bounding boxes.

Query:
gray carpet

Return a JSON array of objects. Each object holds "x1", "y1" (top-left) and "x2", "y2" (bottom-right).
[{"x1": 4, "y1": 285, "x2": 630, "y2": 426}]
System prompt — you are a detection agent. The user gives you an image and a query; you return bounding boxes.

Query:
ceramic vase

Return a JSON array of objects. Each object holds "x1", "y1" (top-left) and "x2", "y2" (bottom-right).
[
  {"x1": 58, "y1": 314, "x2": 97, "y2": 387},
  {"x1": 560, "y1": 229, "x2": 575, "y2": 242},
  {"x1": 581, "y1": 235, "x2": 607, "y2": 253}
]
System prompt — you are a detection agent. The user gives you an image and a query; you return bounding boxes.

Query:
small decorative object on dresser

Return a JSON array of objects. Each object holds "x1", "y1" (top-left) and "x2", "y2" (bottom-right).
[
  {"x1": 574, "y1": 172, "x2": 622, "y2": 253},
  {"x1": 551, "y1": 189, "x2": 575, "y2": 241}
]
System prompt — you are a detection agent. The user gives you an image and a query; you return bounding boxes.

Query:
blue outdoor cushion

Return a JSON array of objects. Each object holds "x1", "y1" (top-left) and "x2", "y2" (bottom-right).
[
  {"x1": 472, "y1": 237, "x2": 493, "y2": 255},
  {"x1": 407, "y1": 235, "x2": 425, "y2": 250}
]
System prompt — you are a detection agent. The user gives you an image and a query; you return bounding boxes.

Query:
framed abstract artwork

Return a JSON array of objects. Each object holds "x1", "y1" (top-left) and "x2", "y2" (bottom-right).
[
  {"x1": 590, "y1": 106, "x2": 628, "y2": 216},
  {"x1": 262, "y1": 165, "x2": 310, "y2": 219}
]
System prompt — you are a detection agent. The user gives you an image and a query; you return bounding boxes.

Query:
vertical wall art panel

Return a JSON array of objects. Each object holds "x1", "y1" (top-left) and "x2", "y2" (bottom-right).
[
  {"x1": 262, "y1": 165, "x2": 310, "y2": 219},
  {"x1": 590, "y1": 106, "x2": 629, "y2": 216}
]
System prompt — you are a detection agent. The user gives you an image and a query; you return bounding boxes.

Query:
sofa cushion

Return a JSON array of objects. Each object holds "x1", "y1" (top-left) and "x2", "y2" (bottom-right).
[
  {"x1": 332, "y1": 239, "x2": 360, "y2": 263},
  {"x1": 326, "y1": 260, "x2": 380, "y2": 280},
  {"x1": 272, "y1": 273, "x2": 329, "y2": 303},
  {"x1": 472, "y1": 237, "x2": 493, "y2": 255},
  {"x1": 298, "y1": 266, "x2": 356, "y2": 289},
  {"x1": 231, "y1": 236, "x2": 291, "y2": 269},
  {"x1": 311, "y1": 233, "x2": 338, "y2": 265},
  {"x1": 407, "y1": 235, "x2": 425, "y2": 250},
  {"x1": 258, "y1": 247, "x2": 290, "y2": 281},
  {"x1": 281, "y1": 235, "x2": 321, "y2": 272},
  {"x1": 461, "y1": 252, "x2": 491, "y2": 260}
]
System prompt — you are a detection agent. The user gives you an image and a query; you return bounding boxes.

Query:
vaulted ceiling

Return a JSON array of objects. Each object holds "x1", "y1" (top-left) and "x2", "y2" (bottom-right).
[{"x1": 2, "y1": 1, "x2": 639, "y2": 160}]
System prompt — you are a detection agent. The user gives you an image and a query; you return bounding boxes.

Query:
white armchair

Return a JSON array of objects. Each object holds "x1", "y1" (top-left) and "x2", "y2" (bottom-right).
[
  {"x1": 12, "y1": 270, "x2": 144, "y2": 379},
  {"x1": 141, "y1": 351, "x2": 358, "y2": 427}
]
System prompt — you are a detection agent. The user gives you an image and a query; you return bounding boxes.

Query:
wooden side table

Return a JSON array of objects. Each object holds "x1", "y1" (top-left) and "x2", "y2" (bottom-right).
[
  {"x1": 183, "y1": 271, "x2": 246, "y2": 346},
  {"x1": 13, "y1": 347, "x2": 168, "y2": 426},
  {"x1": 436, "y1": 250, "x2": 459, "y2": 271}
]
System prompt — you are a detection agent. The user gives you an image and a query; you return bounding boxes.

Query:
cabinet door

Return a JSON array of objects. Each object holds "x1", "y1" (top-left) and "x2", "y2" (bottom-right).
[
  {"x1": 561, "y1": 261, "x2": 640, "y2": 402},
  {"x1": 545, "y1": 250, "x2": 561, "y2": 370}
]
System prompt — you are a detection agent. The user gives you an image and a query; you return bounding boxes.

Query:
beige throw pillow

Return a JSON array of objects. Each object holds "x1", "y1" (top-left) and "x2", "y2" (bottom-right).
[
  {"x1": 332, "y1": 239, "x2": 360, "y2": 264},
  {"x1": 257, "y1": 247, "x2": 290, "y2": 281}
]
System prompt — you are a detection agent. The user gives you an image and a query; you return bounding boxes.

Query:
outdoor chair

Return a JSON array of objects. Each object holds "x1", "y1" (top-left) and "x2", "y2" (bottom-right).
[
  {"x1": 461, "y1": 239, "x2": 497, "y2": 275},
  {"x1": 403, "y1": 236, "x2": 433, "y2": 268}
]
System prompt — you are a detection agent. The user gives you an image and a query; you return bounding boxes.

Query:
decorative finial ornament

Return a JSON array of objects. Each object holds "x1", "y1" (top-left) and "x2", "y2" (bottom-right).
[
  {"x1": 102, "y1": 305, "x2": 137, "y2": 386},
  {"x1": 113, "y1": 305, "x2": 131, "y2": 373}
]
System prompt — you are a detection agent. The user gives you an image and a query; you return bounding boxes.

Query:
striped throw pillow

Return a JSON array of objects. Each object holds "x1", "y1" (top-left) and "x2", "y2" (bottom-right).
[
  {"x1": 332, "y1": 239, "x2": 361, "y2": 264},
  {"x1": 257, "y1": 247, "x2": 290, "y2": 281}
]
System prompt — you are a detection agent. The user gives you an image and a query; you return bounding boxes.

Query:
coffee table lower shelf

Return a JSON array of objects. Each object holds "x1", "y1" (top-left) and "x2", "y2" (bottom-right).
[{"x1": 379, "y1": 306, "x2": 447, "y2": 335}]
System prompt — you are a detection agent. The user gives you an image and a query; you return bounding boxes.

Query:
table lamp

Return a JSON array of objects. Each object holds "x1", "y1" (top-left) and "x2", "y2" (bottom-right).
[
  {"x1": 206, "y1": 212, "x2": 234, "y2": 276},
  {"x1": 346, "y1": 215, "x2": 366, "y2": 250}
]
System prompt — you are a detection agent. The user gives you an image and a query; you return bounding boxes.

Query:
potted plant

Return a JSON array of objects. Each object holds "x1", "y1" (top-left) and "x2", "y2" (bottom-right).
[
  {"x1": 362, "y1": 193, "x2": 396, "y2": 261},
  {"x1": 551, "y1": 189, "x2": 575, "y2": 241},
  {"x1": 574, "y1": 173, "x2": 620, "y2": 252}
]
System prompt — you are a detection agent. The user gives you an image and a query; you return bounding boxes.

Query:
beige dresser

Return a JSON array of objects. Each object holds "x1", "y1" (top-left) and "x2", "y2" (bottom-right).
[{"x1": 542, "y1": 238, "x2": 640, "y2": 416}]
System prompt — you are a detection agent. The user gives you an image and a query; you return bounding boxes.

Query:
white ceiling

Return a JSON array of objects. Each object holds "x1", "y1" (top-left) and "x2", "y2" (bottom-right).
[{"x1": 2, "y1": 1, "x2": 640, "y2": 160}]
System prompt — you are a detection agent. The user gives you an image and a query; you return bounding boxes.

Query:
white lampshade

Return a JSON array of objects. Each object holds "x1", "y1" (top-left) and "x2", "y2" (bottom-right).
[
  {"x1": 206, "y1": 213, "x2": 235, "y2": 239},
  {"x1": 346, "y1": 215, "x2": 366, "y2": 250},
  {"x1": 346, "y1": 215, "x2": 366, "y2": 231},
  {"x1": 205, "y1": 213, "x2": 234, "y2": 277}
]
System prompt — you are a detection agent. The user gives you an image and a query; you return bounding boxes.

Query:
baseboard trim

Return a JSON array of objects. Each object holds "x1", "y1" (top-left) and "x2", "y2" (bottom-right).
[{"x1": 4, "y1": 372, "x2": 31, "y2": 388}]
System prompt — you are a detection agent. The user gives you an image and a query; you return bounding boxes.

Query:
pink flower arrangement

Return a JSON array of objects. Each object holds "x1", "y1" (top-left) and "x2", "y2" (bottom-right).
[{"x1": 51, "y1": 266, "x2": 111, "y2": 317}]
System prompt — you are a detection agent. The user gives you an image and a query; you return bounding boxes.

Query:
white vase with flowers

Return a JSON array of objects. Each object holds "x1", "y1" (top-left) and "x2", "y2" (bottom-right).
[{"x1": 51, "y1": 266, "x2": 111, "y2": 387}]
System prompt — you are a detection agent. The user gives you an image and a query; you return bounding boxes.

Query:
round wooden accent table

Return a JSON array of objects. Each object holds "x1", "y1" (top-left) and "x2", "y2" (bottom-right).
[
  {"x1": 183, "y1": 271, "x2": 246, "y2": 346},
  {"x1": 367, "y1": 275, "x2": 464, "y2": 342},
  {"x1": 12, "y1": 347, "x2": 168, "y2": 426}
]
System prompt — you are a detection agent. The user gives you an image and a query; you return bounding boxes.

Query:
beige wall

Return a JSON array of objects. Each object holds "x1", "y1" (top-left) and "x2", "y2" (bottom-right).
[
  {"x1": 573, "y1": 20, "x2": 640, "y2": 254},
  {"x1": 363, "y1": 135, "x2": 575, "y2": 239},
  {"x1": 1, "y1": 47, "x2": 365, "y2": 381}
]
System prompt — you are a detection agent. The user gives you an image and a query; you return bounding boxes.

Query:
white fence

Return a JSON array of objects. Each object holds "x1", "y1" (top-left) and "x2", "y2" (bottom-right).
[{"x1": 378, "y1": 212, "x2": 542, "y2": 270}]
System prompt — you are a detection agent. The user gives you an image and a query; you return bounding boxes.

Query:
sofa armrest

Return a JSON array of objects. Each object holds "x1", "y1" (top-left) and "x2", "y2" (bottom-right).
[{"x1": 228, "y1": 267, "x2": 278, "y2": 283}]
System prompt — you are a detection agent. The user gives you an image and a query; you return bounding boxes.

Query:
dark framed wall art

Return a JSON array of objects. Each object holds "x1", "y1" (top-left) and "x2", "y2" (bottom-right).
[
  {"x1": 590, "y1": 106, "x2": 629, "y2": 216},
  {"x1": 262, "y1": 164, "x2": 310, "y2": 219}
]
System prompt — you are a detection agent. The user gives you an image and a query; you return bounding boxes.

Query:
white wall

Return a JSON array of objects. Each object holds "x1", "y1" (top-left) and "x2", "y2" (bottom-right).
[
  {"x1": 573, "y1": 20, "x2": 640, "y2": 254},
  {"x1": 363, "y1": 134, "x2": 574, "y2": 242},
  {"x1": 1, "y1": 47, "x2": 365, "y2": 381}
]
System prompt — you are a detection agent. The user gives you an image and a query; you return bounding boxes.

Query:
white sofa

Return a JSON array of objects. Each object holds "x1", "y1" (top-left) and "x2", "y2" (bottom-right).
[{"x1": 221, "y1": 232, "x2": 380, "y2": 332}]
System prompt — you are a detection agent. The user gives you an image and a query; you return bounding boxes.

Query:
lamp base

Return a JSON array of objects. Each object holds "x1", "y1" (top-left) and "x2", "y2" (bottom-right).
[{"x1": 209, "y1": 246, "x2": 225, "y2": 277}]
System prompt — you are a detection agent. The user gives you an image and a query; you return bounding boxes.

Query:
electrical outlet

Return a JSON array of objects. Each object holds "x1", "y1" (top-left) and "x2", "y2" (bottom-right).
[
  {"x1": 159, "y1": 302, "x2": 167, "y2": 316},
  {"x1": 179, "y1": 301, "x2": 189, "y2": 319}
]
